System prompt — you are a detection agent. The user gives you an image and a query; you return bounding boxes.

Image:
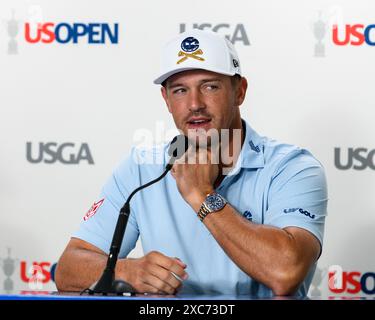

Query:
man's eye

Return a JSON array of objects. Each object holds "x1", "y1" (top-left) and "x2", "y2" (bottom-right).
[
  {"x1": 204, "y1": 84, "x2": 219, "y2": 91},
  {"x1": 172, "y1": 88, "x2": 186, "y2": 94}
]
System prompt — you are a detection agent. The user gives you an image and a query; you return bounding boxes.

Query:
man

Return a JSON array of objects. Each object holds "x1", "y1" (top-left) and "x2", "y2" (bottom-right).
[{"x1": 55, "y1": 30, "x2": 328, "y2": 297}]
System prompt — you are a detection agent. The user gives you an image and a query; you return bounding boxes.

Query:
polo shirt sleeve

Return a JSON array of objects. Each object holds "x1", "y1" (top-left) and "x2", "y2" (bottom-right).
[
  {"x1": 72, "y1": 149, "x2": 140, "y2": 258},
  {"x1": 264, "y1": 150, "x2": 328, "y2": 249}
]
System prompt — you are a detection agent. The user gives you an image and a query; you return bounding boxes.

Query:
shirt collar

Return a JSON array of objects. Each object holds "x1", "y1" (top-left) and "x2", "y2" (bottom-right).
[
  {"x1": 226, "y1": 119, "x2": 265, "y2": 175},
  {"x1": 239, "y1": 119, "x2": 265, "y2": 169}
]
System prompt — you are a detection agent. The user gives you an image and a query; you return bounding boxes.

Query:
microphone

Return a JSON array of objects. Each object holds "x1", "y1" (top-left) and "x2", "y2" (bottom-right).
[
  {"x1": 166, "y1": 134, "x2": 190, "y2": 170},
  {"x1": 84, "y1": 134, "x2": 189, "y2": 295}
]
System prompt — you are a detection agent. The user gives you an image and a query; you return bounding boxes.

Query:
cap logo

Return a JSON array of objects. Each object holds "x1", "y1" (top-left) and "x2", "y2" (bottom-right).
[{"x1": 177, "y1": 36, "x2": 205, "y2": 64}]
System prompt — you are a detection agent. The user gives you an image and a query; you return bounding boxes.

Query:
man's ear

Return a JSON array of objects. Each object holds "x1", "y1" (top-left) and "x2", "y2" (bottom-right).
[
  {"x1": 235, "y1": 77, "x2": 248, "y2": 107},
  {"x1": 161, "y1": 86, "x2": 172, "y2": 113}
]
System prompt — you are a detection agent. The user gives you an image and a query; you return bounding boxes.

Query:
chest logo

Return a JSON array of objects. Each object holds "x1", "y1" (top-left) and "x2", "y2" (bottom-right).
[{"x1": 243, "y1": 210, "x2": 253, "y2": 221}]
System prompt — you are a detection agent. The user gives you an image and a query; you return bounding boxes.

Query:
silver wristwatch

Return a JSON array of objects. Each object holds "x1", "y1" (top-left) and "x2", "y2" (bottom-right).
[{"x1": 197, "y1": 192, "x2": 227, "y2": 222}]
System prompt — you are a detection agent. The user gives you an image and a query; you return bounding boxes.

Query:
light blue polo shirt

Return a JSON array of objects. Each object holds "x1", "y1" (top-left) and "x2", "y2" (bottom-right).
[{"x1": 73, "y1": 120, "x2": 328, "y2": 297}]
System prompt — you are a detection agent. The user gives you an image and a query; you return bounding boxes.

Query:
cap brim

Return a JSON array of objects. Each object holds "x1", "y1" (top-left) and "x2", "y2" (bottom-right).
[{"x1": 153, "y1": 67, "x2": 237, "y2": 85}]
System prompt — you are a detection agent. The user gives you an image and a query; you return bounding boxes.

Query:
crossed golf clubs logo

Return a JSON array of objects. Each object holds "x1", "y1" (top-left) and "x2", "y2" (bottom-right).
[
  {"x1": 177, "y1": 36, "x2": 205, "y2": 65},
  {"x1": 177, "y1": 49, "x2": 205, "y2": 64}
]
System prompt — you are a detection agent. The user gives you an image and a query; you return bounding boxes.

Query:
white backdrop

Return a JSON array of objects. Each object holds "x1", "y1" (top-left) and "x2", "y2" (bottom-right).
[{"x1": 0, "y1": 0, "x2": 374, "y2": 297}]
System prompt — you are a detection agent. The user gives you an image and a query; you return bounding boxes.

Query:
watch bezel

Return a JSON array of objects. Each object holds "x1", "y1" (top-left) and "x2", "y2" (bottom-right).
[{"x1": 205, "y1": 193, "x2": 227, "y2": 212}]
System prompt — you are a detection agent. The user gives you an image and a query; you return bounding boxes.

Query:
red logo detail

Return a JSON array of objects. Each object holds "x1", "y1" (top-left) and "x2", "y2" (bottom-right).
[
  {"x1": 20, "y1": 261, "x2": 51, "y2": 283},
  {"x1": 83, "y1": 199, "x2": 104, "y2": 221}
]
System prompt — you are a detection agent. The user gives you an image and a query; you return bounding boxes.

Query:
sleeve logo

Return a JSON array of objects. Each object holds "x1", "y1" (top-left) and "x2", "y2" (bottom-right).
[
  {"x1": 283, "y1": 208, "x2": 315, "y2": 219},
  {"x1": 83, "y1": 199, "x2": 104, "y2": 221}
]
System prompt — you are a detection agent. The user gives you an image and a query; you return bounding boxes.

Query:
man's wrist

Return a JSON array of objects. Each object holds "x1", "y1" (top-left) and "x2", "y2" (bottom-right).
[
  {"x1": 116, "y1": 258, "x2": 133, "y2": 283},
  {"x1": 188, "y1": 187, "x2": 214, "y2": 212}
]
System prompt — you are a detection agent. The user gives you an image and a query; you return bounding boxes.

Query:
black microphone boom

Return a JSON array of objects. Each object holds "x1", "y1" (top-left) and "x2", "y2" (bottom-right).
[{"x1": 84, "y1": 135, "x2": 189, "y2": 295}]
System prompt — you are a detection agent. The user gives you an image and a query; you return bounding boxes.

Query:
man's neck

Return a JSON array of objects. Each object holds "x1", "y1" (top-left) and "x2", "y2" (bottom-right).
[{"x1": 213, "y1": 119, "x2": 246, "y2": 188}]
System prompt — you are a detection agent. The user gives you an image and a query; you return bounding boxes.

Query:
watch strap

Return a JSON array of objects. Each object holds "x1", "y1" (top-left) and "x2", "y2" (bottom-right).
[{"x1": 197, "y1": 202, "x2": 211, "y2": 222}]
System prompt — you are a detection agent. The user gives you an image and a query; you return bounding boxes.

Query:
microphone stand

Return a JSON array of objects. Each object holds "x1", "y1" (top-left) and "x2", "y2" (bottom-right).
[{"x1": 83, "y1": 163, "x2": 173, "y2": 295}]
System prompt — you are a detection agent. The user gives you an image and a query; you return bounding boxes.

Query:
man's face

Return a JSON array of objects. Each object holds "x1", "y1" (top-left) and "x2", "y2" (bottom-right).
[{"x1": 161, "y1": 69, "x2": 246, "y2": 147}]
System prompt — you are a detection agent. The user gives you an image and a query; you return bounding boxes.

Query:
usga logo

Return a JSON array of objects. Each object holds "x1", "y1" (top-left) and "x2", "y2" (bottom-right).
[
  {"x1": 24, "y1": 22, "x2": 119, "y2": 44},
  {"x1": 334, "y1": 148, "x2": 375, "y2": 170},
  {"x1": 26, "y1": 142, "x2": 94, "y2": 164},
  {"x1": 179, "y1": 23, "x2": 250, "y2": 45}
]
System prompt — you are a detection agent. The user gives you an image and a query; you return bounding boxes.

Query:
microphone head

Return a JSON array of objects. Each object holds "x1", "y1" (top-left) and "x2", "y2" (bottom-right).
[{"x1": 168, "y1": 134, "x2": 189, "y2": 160}]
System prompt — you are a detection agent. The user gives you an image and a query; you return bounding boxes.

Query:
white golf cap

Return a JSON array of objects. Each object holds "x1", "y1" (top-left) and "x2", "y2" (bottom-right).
[{"x1": 153, "y1": 29, "x2": 241, "y2": 85}]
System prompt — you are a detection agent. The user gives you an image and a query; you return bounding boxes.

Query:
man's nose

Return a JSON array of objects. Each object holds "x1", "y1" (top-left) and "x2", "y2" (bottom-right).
[{"x1": 188, "y1": 89, "x2": 206, "y2": 112}]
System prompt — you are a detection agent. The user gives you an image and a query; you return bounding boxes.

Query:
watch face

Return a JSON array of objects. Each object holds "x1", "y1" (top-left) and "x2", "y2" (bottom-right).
[{"x1": 206, "y1": 193, "x2": 226, "y2": 211}]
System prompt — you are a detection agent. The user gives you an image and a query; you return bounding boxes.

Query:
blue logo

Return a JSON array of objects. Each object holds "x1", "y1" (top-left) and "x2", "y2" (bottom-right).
[
  {"x1": 243, "y1": 210, "x2": 252, "y2": 221},
  {"x1": 249, "y1": 140, "x2": 260, "y2": 153},
  {"x1": 283, "y1": 208, "x2": 315, "y2": 219},
  {"x1": 181, "y1": 37, "x2": 199, "y2": 52}
]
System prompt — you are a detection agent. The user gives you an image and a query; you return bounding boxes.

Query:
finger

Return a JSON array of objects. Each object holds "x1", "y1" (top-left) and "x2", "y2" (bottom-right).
[
  {"x1": 168, "y1": 262, "x2": 189, "y2": 282},
  {"x1": 207, "y1": 147, "x2": 219, "y2": 165},
  {"x1": 143, "y1": 273, "x2": 177, "y2": 295},
  {"x1": 171, "y1": 271, "x2": 184, "y2": 283},
  {"x1": 198, "y1": 149, "x2": 209, "y2": 164},
  {"x1": 149, "y1": 252, "x2": 188, "y2": 280},
  {"x1": 170, "y1": 163, "x2": 182, "y2": 177},
  {"x1": 170, "y1": 167, "x2": 176, "y2": 178},
  {"x1": 157, "y1": 259, "x2": 188, "y2": 281},
  {"x1": 136, "y1": 281, "x2": 162, "y2": 295},
  {"x1": 186, "y1": 147, "x2": 198, "y2": 164},
  {"x1": 147, "y1": 263, "x2": 182, "y2": 290},
  {"x1": 174, "y1": 151, "x2": 188, "y2": 165},
  {"x1": 174, "y1": 257, "x2": 187, "y2": 268}
]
